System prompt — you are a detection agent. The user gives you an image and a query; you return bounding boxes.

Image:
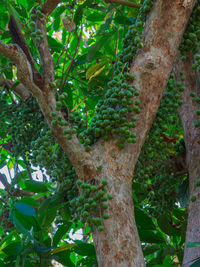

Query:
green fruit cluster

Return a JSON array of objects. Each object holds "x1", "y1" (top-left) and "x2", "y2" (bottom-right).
[
  {"x1": 79, "y1": 1, "x2": 154, "y2": 150},
  {"x1": 51, "y1": 92, "x2": 85, "y2": 140},
  {"x1": 70, "y1": 179, "x2": 112, "y2": 232},
  {"x1": 0, "y1": 95, "x2": 44, "y2": 158},
  {"x1": 180, "y1": 0, "x2": 200, "y2": 57},
  {"x1": 179, "y1": 2, "x2": 200, "y2": 130},
  {"x1": 133, "y1": 73, "x2": 186, "y2": 214},
  {"x1": 28, "y1": 5, "x2": 45, "y2": 42},
  {"x1": 189, "y1": 89, "x2": 200, "y2": 128}
]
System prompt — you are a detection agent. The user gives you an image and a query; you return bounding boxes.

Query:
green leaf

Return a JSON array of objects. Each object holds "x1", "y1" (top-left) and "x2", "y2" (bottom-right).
[
  {"x1": 27, "y1": 0, "x2": 35, "y2": 8},
  {"x1": 24, "y1": 180, "x2": 48, "y2": 193},
  {"x1": 14, "y1": 202, "x2": 36, "y2": 217},
  {"x1": 87, "y1": 12, "x2": 104, "y2": 22},
  {"x1": 87, "y1": 38, "x2": 105, "y2": 62},
  {"x1": 7, "y1": 159, "x2": 14, "y2": 170},
  {"x1": 86, "y1": 62, "x2": 107, "y2": 80},
  {"x1": 73, "y1": 5, "x2": 83, "y2": 26},
  {"x1": 54, "y1": 5, "x2": 65, "y2": 17},
  {"x1": 0, "y1": 10, "x2": 9, "y2": 28},
  {"x1": 114, "y1": 16, "x2": 132, "y2": 25},
  {"x1": 189, "y1": 258, "x2": 200, "y2": 267},
  {"x1": 157, "y1": 214, "x2": 179, "y2": 236},
  {"x1": 47, "y1": 36, "x2": 63, "y2": 52},
  {"x1": 53, "y1": 16, "x2": 60, "y2": 32},
  {"x1": 64, "y1": 83, "x2": 73, "y2": 110},
  {"x1": 132, "y1": 182, "x2": 148, "y2": 194},
  {"x1": 39, "y1": 201, "x2": 64, "y2": 227},
  {"x1": 18, "y1": 197, "x2": 39, "y2": 207},
  {"x1": 135, "y1": 207, "x2": 156, "y2": 230},
  {"x1": 53, "y1": 6, "x2": 65, "y2": 31},
  {"x1": 0, "y1": 231, "x2": 18, "y2": 248},
  {"x1": 6, "y1": 1, "x2": 22, "y2": 30},
  {"x1": 143, "y1": 245, "x2": 160, "y2": 256},
  {"x1": 2, "y1": 241, "x2": 21, "y2": 256},
  {"x1": 172, "y1": 208, "x2": 187, "y2": 220},
  {"x1": 38, "y1": 198, "x2": 51, "y2": 217},
  {"x1": 60, "y1": 205, "x2": 71, "y2": 221},
  {"x1": 50, "y1": 243, "x2": 76, "y2": 255},
  {"x1": 73, "y1": 241, "x2": 96, "y2": 257},
  {"x1": 138, "y1": 230, "x2": 166, "y2": 244},
  {"x1": 178, "y1": 178, "x2": 189, "y2": 207},
  {"x1": 10, "y1": 212, "x2": 30, "y2": 236},
  {"x1": 74, "y1": 0, "x2": 92, "y2": 26},
  {"x1": 18, "y1": 0, "x2": 28, "y2": 9},
  {"x1": 42, "y1": 208, "x2": 57, "y2": 227},
  {"x1": 35, "y1": 244, "x2": 56, "y2": 254},
  {"x1": 15, "y1": 255, "x2": 20, "y2": 267},
  {"x1": 53, "y1": 223, "x2": 72, "y2": 246},
  {"x1": 10, "y1": 210, "x2": 37, "y2": 233},
  {"x1": 56, "y1": 250, "x2": 75, "y2": 267}
]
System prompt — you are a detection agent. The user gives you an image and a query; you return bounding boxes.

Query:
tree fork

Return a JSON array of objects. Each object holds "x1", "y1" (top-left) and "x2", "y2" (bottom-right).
[
  {"x1": 0, "y1": 0, "x2": 197, "y2": 266},
  {"x1": 174, "y1": 53, "x2": 200, "y2": 267}
]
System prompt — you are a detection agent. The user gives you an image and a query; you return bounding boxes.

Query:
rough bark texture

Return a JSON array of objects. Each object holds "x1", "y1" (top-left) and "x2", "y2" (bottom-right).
[
  {"x1": 88, "y1": 144, "x2": 145, "y2": 267},
  {"x1": 42, "y1": 0, "x2": 61, "y2": 17},
  {"x1": 0, "y1": 1, "x2": 197, "y2": 266},
  {"x1": 174, "y1": 53, "x2": 200, "y2": 267},
  {"x1": 89, "y1": 2, "x2": 196, "y2": 266},
  {"x1": 0, "y1": 77, "x2": 30, "y2": 101},
  {"x1": 124, "y1": 0, "x2": 197, "y2": 167}
]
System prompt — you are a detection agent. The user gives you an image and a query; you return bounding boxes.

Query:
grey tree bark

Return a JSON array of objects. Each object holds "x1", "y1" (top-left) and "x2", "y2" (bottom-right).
[
  {"x1": 174, "y1": 53, "x2": 200, "y2": 267},
  {"x1": 0, "y1": 0, "x2": 197, "y2": 266}
]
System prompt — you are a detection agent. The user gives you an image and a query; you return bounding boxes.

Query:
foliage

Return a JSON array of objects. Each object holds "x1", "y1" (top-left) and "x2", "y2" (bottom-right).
[{"x1": 0, "y1": 0, "x2": 200, "y2": 266}]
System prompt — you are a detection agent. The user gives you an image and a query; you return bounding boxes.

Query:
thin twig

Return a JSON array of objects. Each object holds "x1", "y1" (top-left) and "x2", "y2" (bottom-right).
[
  {"x1": 115, "y1": 26, "x2": 119, "y2": 63},
  {"x1": 25, "y1": 161, "x2": 33, "y2": 180},
  {"x1": 7, "y1": 166, "x2": 12, "y2": 182},
  {"x1": 71, "y1": 96, "x2": 87, "y2": 112},
  {"x1": 105, "y1": 0, "x2": 143, "y2": 8},
  {"x1": 56, "y1": 33, "x2": 71, "y2": 67},
  {"x1": 60, "y1": 30, "x2": 82, "y2": 92},
  {"x1": 0, "y1": 173, "x2": 10, "y2": 189}
]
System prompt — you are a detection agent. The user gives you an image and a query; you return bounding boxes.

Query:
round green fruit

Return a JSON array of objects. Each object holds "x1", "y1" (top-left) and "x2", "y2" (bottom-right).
[
  {"x1": 102, "y1": 203, "x2": 108, "y2": 209},
  {"x1": 76, "y1": 179, "x2": 83, "y2": 186},
  {"x1": 103, "y1": 213, "x2": 109, "y2": 219},
  {"x1": 190, "y1": 195, "x2": 197, "y2": 202},
  {"x1": 195, "y1": 180, "x2": 200, "y2": 187},
  {"x1": 102, "y1": 179, "x2": 108, "y2": 186},
  {"x1": 97, "y1": 226, "x2": 104, "y2": 231}
]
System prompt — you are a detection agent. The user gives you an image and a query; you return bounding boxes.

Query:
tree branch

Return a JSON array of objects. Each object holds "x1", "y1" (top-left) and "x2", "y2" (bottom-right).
[
  {"x1": 60, "y1": 31, "x2": 82, "y2": 91},
  {"x1": 8, "y1": 15, "x2": 44, "y2": 89},
  {"x1": 0, "y1": 173, "x2": 33, "y2": 197},
  {"x1": 117, "y1": 0, "x2": 196, "y2": 171},
  {"x1": 42, "y1": 0, "x2": 61, "y2": 17},
  {"x1": 0, "y1": 173, "x2": 10, "y2": 189},
  {"x1": 0, "y1": 40, "x2": 94, "y2": 179},
  {"x1": 0, "y1": 41, "x2": 42, "y2": 99},
  {"x1": 0, "y1": 77, "x2": 30, "y2": 101},
  {"x1": 173, "y1": 52, "x2": 200, "y2": 266},
  {"x1": 105, "y1": 0, "x2": 143, "y2": 8},
  {"x1": 35, "y1": 17, "x2": 55, "y2": 85}
]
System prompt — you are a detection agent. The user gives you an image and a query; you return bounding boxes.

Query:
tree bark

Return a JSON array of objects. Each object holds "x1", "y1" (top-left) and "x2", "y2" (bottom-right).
[
  {"x1": 174, "y1": 53, "x2": 200, "y2": 267},
  {"x1": 88, "y1": 142, "x2": 146, "y2": 266},
  {"x1": 90, "y1": 2, "x2": 196, "y2": 264},
  {"x1": 0, "y1": 1, "x2": 197, "y2": 266},
  {"x1": 92, "y1": 155, "x2": 145, "y2": 267}
]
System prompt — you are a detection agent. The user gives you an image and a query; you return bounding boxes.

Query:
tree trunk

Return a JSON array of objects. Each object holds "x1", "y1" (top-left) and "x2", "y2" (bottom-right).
[
  {"x1": 0, "y1": 1, "x2": 197, "y2": 267},
  {"x1": 90, "y1": 148, "x2": 145, "y2": 267},
  {"x1": 174, "y1": 53, "x2": 200, "y2": 266}
]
